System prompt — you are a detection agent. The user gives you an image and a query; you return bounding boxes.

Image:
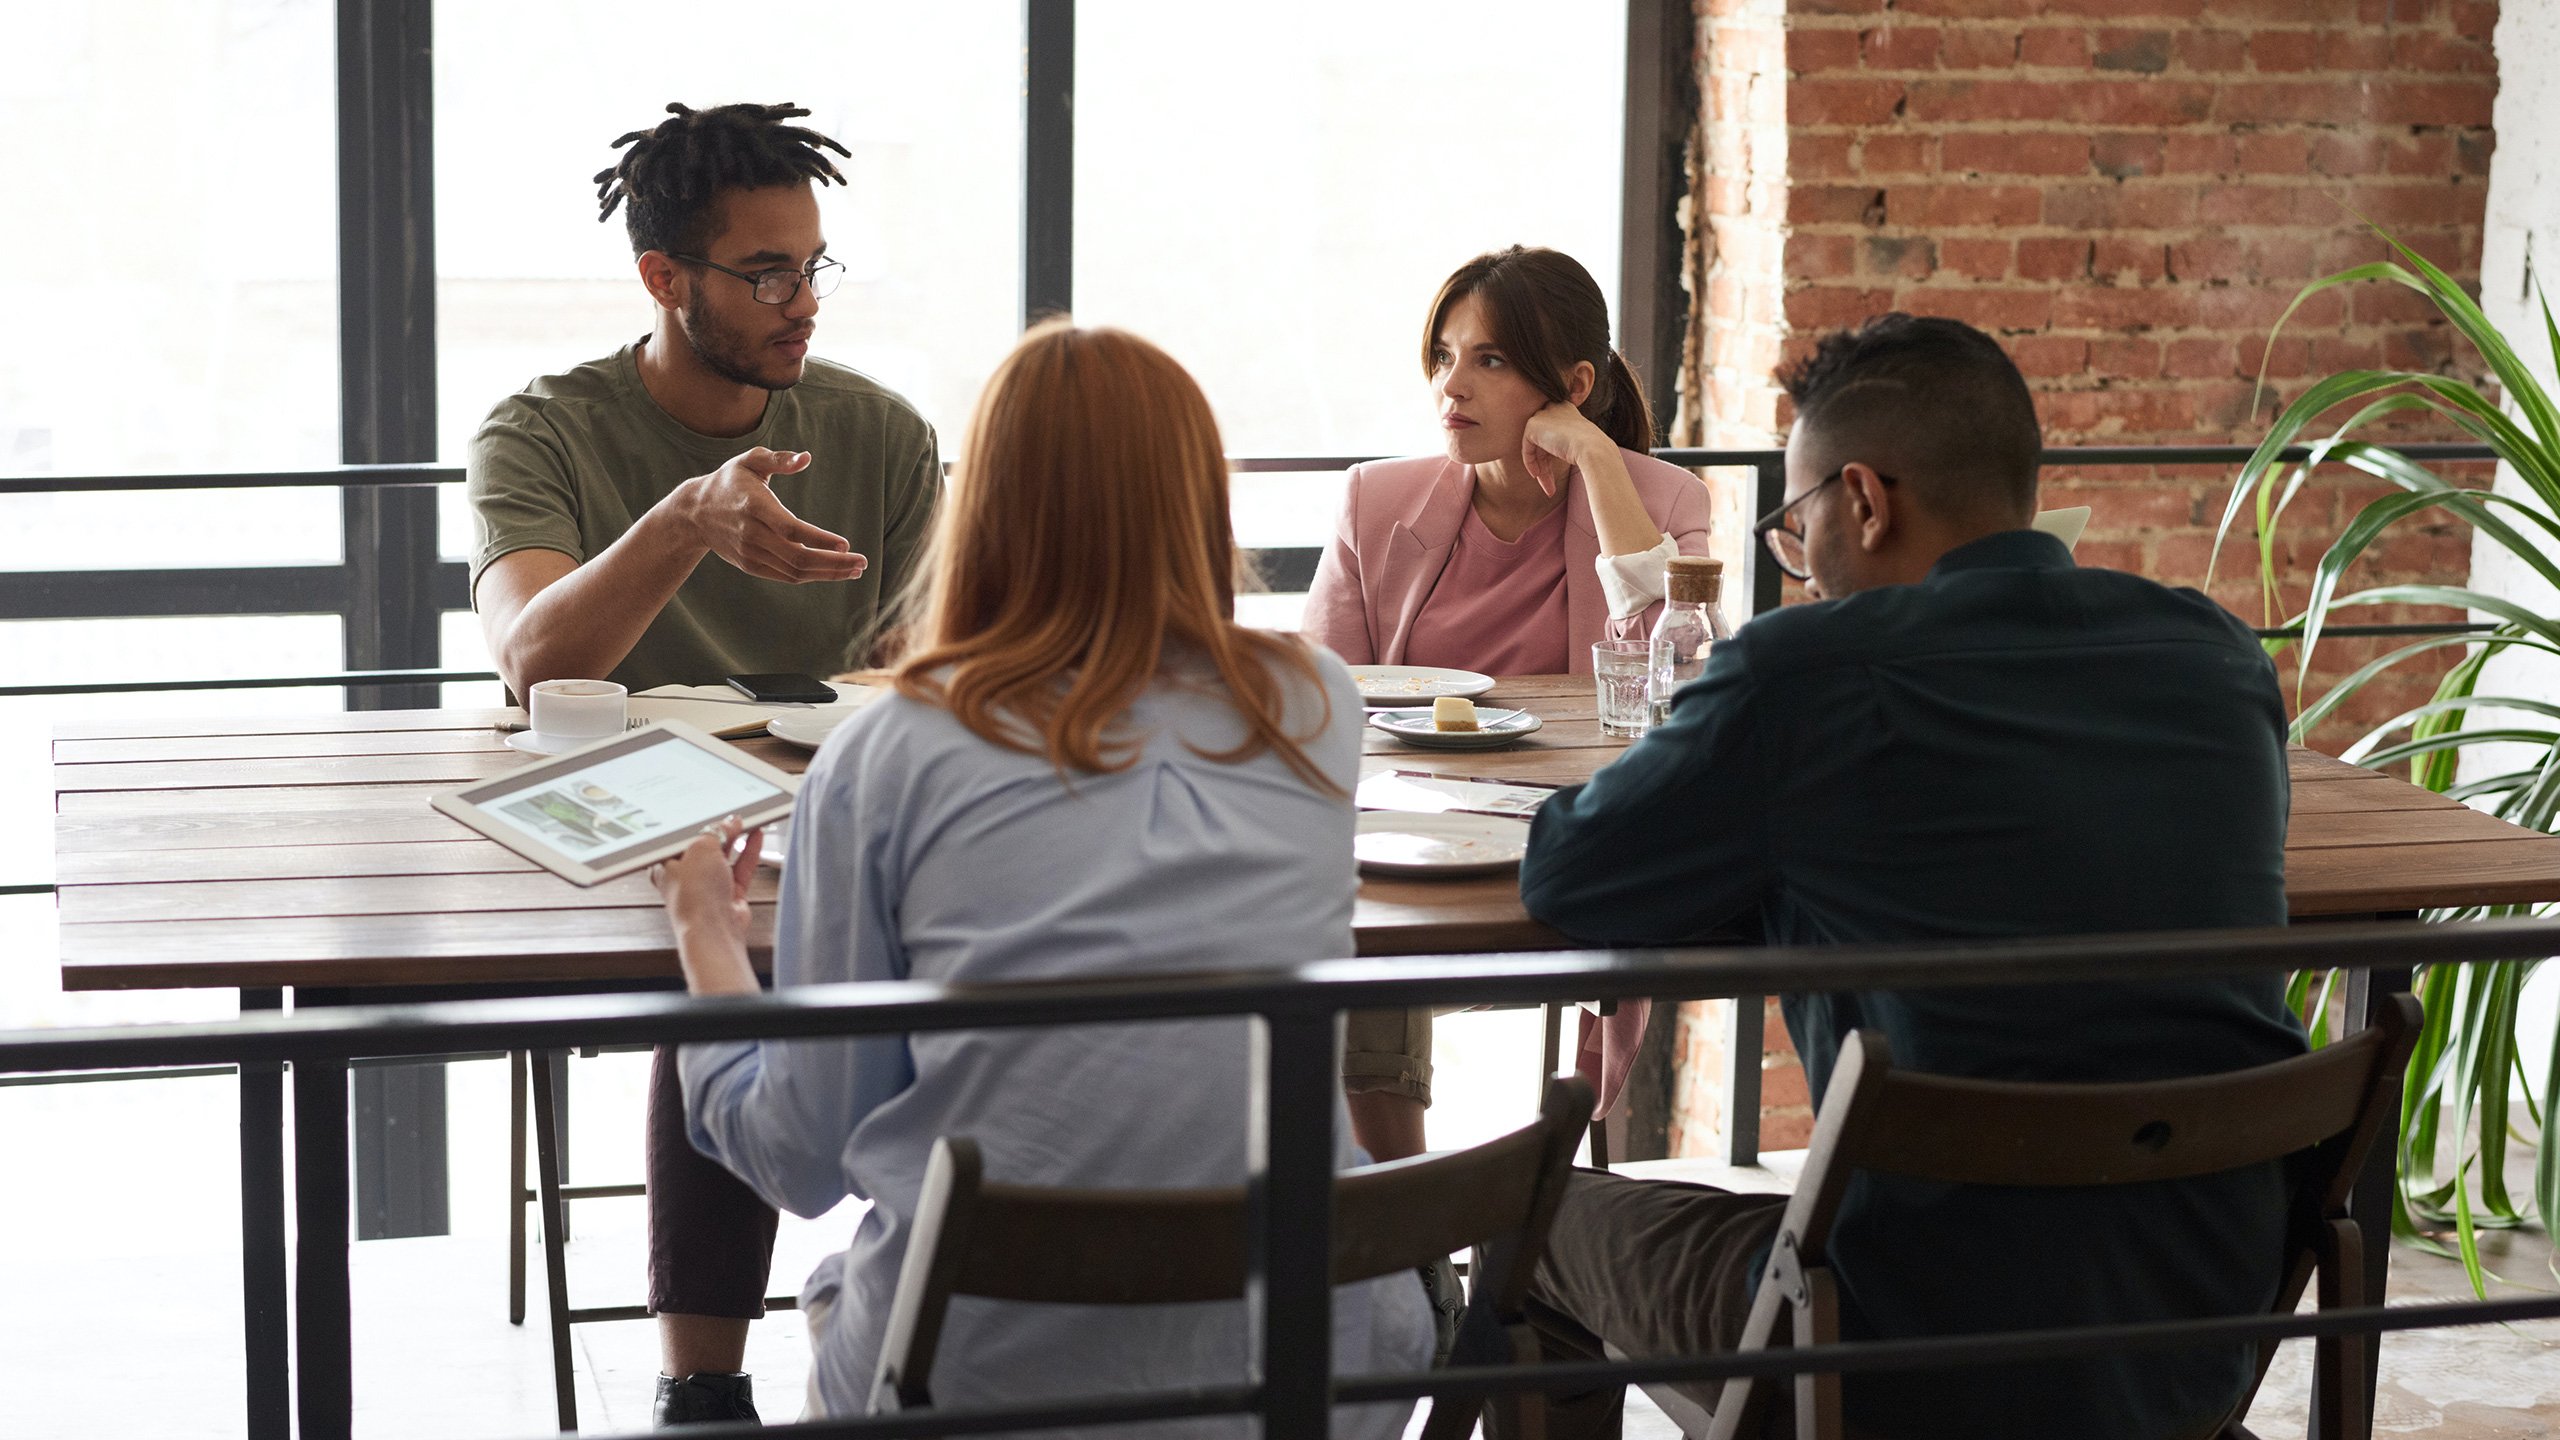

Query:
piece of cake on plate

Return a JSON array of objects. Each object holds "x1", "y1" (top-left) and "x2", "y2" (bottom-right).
[{"x1": 1432, "y1": 696, "x2": 1480, "y2": 732}]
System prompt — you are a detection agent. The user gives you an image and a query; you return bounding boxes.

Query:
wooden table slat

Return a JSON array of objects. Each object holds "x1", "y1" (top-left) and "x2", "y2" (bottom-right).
[
  {"x1": 55, "y1": 839, "x2": 536, "y2": 887},
  {"x1": 50, "y1": 707, "x2": 517, "y2": 743}
]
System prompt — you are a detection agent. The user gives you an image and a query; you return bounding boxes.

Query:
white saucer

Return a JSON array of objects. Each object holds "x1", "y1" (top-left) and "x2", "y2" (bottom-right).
[
  {"x1": 1367, "y1": 706, "x2": 1543, "y2": 750},
  {"x1": 505, "y1": 729, "x2": 610, "y2": 756},
  {"x1": 1354, "y1": 811, "x2": 1532, "y2": 877},
  {"x1": 766, "y1": 686, "x2": 890, "y2": 751},
  {"x1": 1346, "y1": 665, "x2": 1498, "y2": 707}
]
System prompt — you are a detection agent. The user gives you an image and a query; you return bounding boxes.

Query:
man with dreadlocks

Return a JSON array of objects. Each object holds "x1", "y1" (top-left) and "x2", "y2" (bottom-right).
[{"x1": 466, "y1": 101, "x2": 940, "y2": 1427}]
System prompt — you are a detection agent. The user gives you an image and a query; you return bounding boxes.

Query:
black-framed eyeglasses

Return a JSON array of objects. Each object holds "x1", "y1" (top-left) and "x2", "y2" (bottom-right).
[
  {"x1": 670, "y1": 253, "x2": 845, "y2": 306},
  {"x1": 1751, "y1": 467, "x2": 1895, "y2": 582}
]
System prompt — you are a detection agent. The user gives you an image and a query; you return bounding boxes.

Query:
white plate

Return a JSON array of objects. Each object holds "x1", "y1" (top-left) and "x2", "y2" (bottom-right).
[
  {"x1": 1345, "y1": 666, "x2": 1497, "y2": 707},
  {"x1": 765, "y1": 685, "x2": 891, "y2": 751},
  {"x1": 1366, "y1": 706, "x2": 1543, "y2": 750},
  {"x1": 1354, "y1": 811, "x2": 1532, "y2": 877}
]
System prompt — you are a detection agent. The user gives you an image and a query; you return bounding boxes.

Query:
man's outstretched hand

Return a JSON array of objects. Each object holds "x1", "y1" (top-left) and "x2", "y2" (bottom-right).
[{"x1": 680, "y1": 448, "x2": 869, "y2": 584}]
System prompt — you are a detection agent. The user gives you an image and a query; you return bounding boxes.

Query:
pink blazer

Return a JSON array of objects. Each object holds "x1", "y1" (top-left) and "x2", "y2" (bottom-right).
[{"x1": 1301, "y1": 450, "x2": 1716, "y2": 675}]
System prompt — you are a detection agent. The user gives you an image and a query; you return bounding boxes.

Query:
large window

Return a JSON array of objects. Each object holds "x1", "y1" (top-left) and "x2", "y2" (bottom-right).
[
  {"x1": 1076, "y1": 0, "x2": 1628, "y2": 589},
  {"x1": 0, "y1": 0, "x2": 346, "y2": 920},
  {"x1": 431, "y1": 0, "x2": 1025, "y2": 559}
]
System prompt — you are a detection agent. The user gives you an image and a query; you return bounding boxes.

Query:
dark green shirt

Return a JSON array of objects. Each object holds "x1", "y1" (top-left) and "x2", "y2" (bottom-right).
[
  {"x1": 1521, "y1": 530, "x2": 2305, "y2": 1439},
  {"x1": 467, "y1": 343, "x2": 941, "y2": 692}
]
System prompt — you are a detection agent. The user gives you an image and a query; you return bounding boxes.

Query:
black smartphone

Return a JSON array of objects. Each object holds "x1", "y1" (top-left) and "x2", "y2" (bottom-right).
[{"x1": 725, "y1": 672, "x2": 839, "y2": 704}]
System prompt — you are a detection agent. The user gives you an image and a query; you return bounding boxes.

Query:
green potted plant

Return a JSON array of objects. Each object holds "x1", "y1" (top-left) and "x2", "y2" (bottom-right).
[{"x1": 2213, "y1": 225, "x2": 2560, "y2": 1287}]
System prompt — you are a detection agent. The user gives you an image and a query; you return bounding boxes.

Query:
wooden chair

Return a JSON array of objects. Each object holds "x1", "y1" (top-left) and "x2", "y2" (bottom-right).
[
  {"x1": 1704, "y1": 994, "x2": 2421, "y2": 1440},
  {"x1": 870, "y1": 1076, "x2": 1598, "y2": 1439}
]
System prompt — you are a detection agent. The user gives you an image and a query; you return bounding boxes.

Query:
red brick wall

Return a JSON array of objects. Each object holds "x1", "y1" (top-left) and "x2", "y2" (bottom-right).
[{"x1": 1668, "y1": 0, "x2": 2500, "y2": 1161}]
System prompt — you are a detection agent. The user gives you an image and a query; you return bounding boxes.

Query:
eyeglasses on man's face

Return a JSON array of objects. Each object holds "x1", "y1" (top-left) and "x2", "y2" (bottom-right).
[
  {"x1": 1752, "y1": 467, "x2": 1896, "y2": 582},
  {"x1": 671, "y1": 253, "x2": 845, "y2": 306}
]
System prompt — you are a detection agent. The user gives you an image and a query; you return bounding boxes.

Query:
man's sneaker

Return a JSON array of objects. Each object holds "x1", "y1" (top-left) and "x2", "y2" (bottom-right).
[
  {"x1": 1419, "y1": 1255, "x2": 1467, "y2": 1366},
  {"x1": 654, "y1": 1371, "x2": 760, "y2": 1427}
]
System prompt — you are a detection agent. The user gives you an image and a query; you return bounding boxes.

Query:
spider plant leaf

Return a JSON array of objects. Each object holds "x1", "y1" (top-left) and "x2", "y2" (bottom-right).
[
  {"x1": 2332, "y1": 441, "x2": 2560, "y2": 564},
  {"x1": 2415, "y1": 645, "x2": 2496, "y2": 793},
  {"x1": 2352, "y1": 729, "x2": 2558, "y2": 772},
  {"x1": 2317, "y1": 584, "x2": 2560, "y2": 652},
  {"x1": 2448, "y1": 769, "x2": 2538, "y2": 803},
  {"x1": 2249, "y1": 261, "x2": 2419, "y2": 418},
  {"x1": 2288, "y1": 631, "x2": 2556, "y2": 743},
  {"x1": 2370, "y1": 226, "x2": 2560, "y2": 456},
  {"x1": 2213, "y1": 369, "x2": 2434, "y2": 588}
]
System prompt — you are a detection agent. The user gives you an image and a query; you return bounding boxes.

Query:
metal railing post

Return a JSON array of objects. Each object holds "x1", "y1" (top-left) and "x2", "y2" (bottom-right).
[
  {"x1": 1021, "y1": 0, "x2": 1073, "y2": 326},
  {"x1": 1248, "y1": 1008, "x2": 1338, "y2": 1436},
  {"x1": 336, "y1": 0, "x2": 450, "y2": 1249}
]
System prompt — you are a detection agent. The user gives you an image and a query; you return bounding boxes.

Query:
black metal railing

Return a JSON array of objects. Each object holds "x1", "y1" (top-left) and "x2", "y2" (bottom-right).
[
  {"x1": 2, "y1": 916, "x2": 2555, "y2": 1437},
  {"x1": 0, "y1": 441, "x2": 2504, "y2": 694}
]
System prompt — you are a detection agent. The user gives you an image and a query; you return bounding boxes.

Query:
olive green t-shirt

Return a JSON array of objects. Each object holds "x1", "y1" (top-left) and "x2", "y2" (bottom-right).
[{"x1": 466, "y1": 343, "x2": 940, "y2": 692}]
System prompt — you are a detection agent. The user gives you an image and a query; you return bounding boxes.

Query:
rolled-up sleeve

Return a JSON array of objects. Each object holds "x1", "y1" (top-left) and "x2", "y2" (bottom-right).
[
  {"x1": 1599, "y1": 463, "x2": 1717, "y2": 641},
  {"x1": 682, "y1": 725, "x2": 917, "y2": 1218},
  {"x1": 1520, "y1": 635, "x2": 1770, "y2": 945}
]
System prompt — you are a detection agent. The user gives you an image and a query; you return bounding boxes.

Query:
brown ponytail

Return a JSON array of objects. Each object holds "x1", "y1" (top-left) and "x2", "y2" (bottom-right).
[{"x1": 1421, "y1": 246, "x2": 1656, "y2": 454}]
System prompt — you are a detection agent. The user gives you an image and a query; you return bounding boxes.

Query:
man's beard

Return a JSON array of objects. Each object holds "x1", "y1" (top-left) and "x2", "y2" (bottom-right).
[{"x1": 679, "y1": 300, "x2": 800, "y2": 392}]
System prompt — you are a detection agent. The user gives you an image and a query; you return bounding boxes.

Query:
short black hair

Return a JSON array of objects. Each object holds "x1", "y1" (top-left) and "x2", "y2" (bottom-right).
[
  {"x1": 593, "y1": 102, "x2": 850, "y2": 258},
  {"x1": 1779, "y1": 314, "x2": 2042, "y2": 522}
]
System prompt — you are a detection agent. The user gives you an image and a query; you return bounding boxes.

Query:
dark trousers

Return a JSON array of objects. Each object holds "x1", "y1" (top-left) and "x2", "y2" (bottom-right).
[
  {"x1": 1495, "y1": 1169, "x2": 1791, "y2": 1440},
  {"x1": 647, "y1": 1045, "x2": 780, "y2": 1319}
]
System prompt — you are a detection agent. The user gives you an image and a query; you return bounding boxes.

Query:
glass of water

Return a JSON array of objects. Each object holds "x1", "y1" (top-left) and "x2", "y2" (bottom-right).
[{"x1": 1592, "y1": 640, "x2": 1652, "y2": 739}]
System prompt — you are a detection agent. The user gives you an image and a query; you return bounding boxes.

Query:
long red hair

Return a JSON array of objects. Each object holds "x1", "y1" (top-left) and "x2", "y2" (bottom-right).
[{"x1": 892, "y1": 322, "x2": 1336, "y2": 788}]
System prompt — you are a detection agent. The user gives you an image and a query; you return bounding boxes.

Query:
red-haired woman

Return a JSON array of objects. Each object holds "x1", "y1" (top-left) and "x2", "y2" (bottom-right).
[
  {"x1": 1305, "y1": 248, "x2": 1711, "y2": 1162},
  {"x1": 655, "y1": 323, "x2": 1430, "y2": 1430}
]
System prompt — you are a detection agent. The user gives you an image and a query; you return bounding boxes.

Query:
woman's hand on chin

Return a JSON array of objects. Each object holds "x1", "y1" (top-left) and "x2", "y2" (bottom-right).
[
  {"x1": 653, "y1": 820, "x2": 764, "y2": 997},
  {"x1": 1521, "y1": 401, "x2": 1609, "y2": 496}
]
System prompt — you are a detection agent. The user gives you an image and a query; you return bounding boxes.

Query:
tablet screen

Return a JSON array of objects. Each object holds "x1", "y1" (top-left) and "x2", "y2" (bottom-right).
[{"x1": 471, "y1": 730, "x2": 790, "y2": 872}]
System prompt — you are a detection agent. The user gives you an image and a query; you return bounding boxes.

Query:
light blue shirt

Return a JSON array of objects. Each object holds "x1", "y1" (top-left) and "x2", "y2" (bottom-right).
[{"x1": 683, "y1": 649, "x2": 1432, "y2": 1432}]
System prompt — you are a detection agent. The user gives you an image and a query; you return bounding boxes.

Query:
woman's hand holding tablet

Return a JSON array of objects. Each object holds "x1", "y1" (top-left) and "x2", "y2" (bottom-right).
[{"x1": 431, "y1": 720, "x2": 799, "y2": 887}]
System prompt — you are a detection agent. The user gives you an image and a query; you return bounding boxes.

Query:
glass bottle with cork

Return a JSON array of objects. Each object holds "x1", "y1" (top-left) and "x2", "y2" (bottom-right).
[{"x1": 1648, "y1": 556, "x2": 1731, "y2": 727}]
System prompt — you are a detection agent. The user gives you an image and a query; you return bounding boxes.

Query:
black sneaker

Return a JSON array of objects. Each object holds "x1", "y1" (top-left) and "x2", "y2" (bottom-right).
[
  {"x1": 654, "y1": 1371, "x2": 760, "y2": 1427},
  {"x1": 1419, "y1": 1256, "x2": 1467, "y2": 1366}
]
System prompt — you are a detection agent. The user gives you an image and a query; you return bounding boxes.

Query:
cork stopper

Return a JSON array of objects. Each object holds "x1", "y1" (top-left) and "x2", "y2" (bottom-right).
[{"x1": 1665, "y1": 555, "x2": 1723, "y2": 605}]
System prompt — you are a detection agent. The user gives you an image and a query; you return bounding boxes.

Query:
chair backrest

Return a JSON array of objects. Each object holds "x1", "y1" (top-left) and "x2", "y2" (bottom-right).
[
  {"x1": 1706, "y1": 994, "x2": 2422, "y2": 1440},
  {"x1": 870, "y1": 1075, "x2": 1596, "y2": 1420}
]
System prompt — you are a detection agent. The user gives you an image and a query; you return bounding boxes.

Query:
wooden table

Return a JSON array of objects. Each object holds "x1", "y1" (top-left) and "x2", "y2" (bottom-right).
[
  {"x1": 55, "y1": 674, "x2": 2560, "y2": 987},
  {"x1": 49, "y1": 675, "x2": 2560, "y2": 1439}
]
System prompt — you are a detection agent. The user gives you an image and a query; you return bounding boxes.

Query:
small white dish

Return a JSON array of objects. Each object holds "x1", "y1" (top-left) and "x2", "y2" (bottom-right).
[
  {"x1": 1354, "y1": 811, "x2": 1532, "y2": 877},
  {"x1": 765, "y1": 686, "x2": 891, "y2": 751},
  {"x1": 1366, "y1": 706, "x2": 1543, "y2": 751},
  {"x1": 1345, "y1": 665, "x2": 1497, "y2": 707}
]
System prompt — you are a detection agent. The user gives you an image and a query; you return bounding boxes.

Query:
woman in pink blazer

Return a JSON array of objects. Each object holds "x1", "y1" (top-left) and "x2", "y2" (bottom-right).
[
  {"x1": 1305, "y1": 247, "x2": 1710, "y2": 1167},
  {"x1": 1303, "y1": 246, "x2": 1714, "y2": 676}
]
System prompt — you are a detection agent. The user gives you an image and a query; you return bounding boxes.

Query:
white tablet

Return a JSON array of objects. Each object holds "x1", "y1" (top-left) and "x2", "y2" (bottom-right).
[{"x1": 433, "y1": 720, "x2": 800, "y2": 887}]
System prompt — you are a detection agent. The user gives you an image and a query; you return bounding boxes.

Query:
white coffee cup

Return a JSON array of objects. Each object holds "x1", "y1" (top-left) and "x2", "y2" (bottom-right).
[{"x1": 527, "y1": 679, "x2": 628, "y2": 748}]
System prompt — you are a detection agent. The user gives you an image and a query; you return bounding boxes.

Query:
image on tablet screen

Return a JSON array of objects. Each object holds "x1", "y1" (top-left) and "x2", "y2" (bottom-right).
[{"x1": 478, "y1": 740, "x2": 785, "y2": 861}]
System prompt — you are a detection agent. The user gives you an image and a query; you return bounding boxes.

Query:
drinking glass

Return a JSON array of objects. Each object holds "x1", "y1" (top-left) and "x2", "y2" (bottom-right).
[{"x1": 1592, "y1": 640, "x2": 1651, "y2": 739}]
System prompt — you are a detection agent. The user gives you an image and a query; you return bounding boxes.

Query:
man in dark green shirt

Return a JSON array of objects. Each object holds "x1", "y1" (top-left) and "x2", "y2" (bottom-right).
[
  {"x1": 1515, "y1": 316, "x2": 2304, "y2": 1439},
  {"x1": 466, "y1": 103, "x2": 940, "y2": 1427}
]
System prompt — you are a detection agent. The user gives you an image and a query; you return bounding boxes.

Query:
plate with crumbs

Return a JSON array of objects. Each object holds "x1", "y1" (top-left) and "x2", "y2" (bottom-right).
[
  {"x1": 1345, "y1": 665, "x2": 1497, "y2": 707},
  {"x1": 1354, "y1": 812, "x2": 1532, "y2": 877},
  {"x1": 1366, "y1": 705, "x2": 1543, "y2": 751}
]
